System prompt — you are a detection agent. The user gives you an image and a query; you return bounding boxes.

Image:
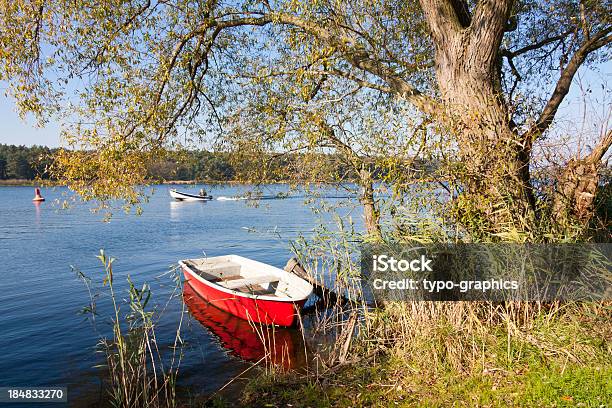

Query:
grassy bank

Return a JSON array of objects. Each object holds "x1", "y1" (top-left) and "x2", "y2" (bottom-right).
[
  {"x1": 0, "y1": 179, "x2": 210, "y2": 186},
  {"x1": 242, "y1": 357, "x2": 610, "y2": 407},
  {"x1": 0, "y1": 179, "x2": 309, "y2": 186},
  {"x1": 0, "y1": 179, "x2": 38, "y2": 186},
  {"x1": 0, "y1": 179, "x2": 66, "y2": 186},
  {"x1": 0, "y1": 179, "x2": 347, "y2": 187},
  {"x1": 235, "y1": 302, "x2": 610, "y2": 407}
]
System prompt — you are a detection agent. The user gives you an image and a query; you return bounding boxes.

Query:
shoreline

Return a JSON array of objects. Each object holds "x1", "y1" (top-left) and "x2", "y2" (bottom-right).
[
  {"x1": 0, "y1": 179, "x2": 255, "y2": 187},
  {"x1": 0, "y1": 179, "x2": 40, "y2": 186},
  {"x1": 0, "y1": 179, "x2": 356, "y2": 187}
]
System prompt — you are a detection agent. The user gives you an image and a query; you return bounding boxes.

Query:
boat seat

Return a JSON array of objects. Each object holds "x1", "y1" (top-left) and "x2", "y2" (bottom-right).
[
  {"x1": 235, "y1": 284, "x2": 277, "y2": 296},
  {"x1": 217, "y1": 275, "x2": 244, "y2": 282},
  {"x1": 221, "y1": 275, "x2": 280, "y2": 290},
  {"x1": 200, "y1": 273, "x2": 243, "y2": 283},
  {"x1": 185, "y1": 260, "x2": 243, "y2": 281}
]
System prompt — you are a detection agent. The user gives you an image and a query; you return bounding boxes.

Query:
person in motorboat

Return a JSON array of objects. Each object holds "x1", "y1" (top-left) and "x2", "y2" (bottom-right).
[{"x1": 199, "y1": 188, "x2": 207, "y2": 197}]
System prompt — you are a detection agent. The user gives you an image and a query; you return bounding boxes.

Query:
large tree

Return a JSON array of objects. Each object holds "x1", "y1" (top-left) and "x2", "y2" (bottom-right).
[{"x1": 1, "y1": 0, "x2": 610, "y2": 238}]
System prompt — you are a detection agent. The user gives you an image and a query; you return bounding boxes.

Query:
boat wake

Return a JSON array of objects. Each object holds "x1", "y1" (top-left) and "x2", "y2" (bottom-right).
[
  {"x1": 216, "y1": 196, "x2": 248, "y2": 201},
  {"x1": 216, "y1": 194, "x2": 355, "y2": 201}
]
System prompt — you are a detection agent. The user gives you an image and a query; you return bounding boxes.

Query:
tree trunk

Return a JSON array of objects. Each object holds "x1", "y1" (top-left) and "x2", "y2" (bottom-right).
[
  {"x1": 427, "y1": 11, "x2": 536, "y2": 235},
  {"x1": 439, "y1": 76, "x2": 534, "y2": 231},
  {"x1": 551, "y1": 130, "x2": 611, "y2": 230},
  {"x1": 359, "y1": 168, "x2": 382, "y2": 238},
  {"x1": 553, "y1": 159, "x2": 600, "y2": 223},
  {"x1": 417, "y1": 0, "x2": 610, "y2": 238}
]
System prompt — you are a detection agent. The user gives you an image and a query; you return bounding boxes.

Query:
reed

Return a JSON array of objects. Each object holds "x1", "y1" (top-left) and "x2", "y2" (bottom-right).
[{"x1": 76, "y1": 250, "x2": 184, "y2": 408}]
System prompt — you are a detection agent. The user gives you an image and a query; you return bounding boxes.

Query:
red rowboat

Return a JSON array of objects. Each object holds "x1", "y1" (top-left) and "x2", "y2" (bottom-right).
[
  {"x1": 179, "y1": 255, "x2": 313, "y2": 327},
  {"x1": 183, "y1": 282, "x2": 306, "y2": 369}
]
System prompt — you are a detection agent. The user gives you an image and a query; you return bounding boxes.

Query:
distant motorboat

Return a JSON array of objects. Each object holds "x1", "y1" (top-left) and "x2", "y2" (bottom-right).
[{"x1": 170, "y1": 189, "x2": 213, "y2": 201}]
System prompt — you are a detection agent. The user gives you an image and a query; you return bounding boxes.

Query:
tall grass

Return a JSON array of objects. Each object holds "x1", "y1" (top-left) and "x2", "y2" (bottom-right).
[
  {"x1": 76, "y1": 250, "x2": 184, "y2": 408},
  {"x1": 241, "y1": 214, "x2": 611, "y2": 406}
]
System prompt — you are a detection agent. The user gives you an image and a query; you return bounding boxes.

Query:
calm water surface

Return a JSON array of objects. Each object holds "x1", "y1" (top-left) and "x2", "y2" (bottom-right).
[{"x1": 0, "y1": 184, "x2": 361, "y2": 407}]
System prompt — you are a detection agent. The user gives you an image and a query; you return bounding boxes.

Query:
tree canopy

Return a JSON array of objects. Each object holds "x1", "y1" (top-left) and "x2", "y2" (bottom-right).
[{"x1": 1, "y1": 0, "x2": 610, "y2": 239}]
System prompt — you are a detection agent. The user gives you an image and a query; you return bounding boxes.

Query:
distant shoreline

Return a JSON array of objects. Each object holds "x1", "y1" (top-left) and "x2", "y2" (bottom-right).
[
  {"x1": 0, "y1": 179, "x2": 335, "y2": 187},
  {"x1": 0, "y1": 179, "x2": 40, "y2": 186}
]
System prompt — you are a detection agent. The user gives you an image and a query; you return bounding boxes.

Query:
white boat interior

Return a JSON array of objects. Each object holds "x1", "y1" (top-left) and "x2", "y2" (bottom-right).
[{"x1": 181, "y1": 255, "x2": 313, "y2": 300}]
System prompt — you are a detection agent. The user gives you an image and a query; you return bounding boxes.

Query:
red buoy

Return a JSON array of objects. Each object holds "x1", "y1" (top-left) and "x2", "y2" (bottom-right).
[{"x1": 33, "y1": 188, "x2": 45, "y2": 202}]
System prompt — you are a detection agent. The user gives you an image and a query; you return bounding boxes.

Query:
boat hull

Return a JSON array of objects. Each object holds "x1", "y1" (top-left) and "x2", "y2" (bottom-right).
[
  {"x1": 183, "y1": 282, "x2": 305, "y2": 369},
  {"x1": 182, "y1": 267, "x2": 306, "y2": 327},
  {"x1": 170, "y1": 190, "x2": 213, "y2": 201}
]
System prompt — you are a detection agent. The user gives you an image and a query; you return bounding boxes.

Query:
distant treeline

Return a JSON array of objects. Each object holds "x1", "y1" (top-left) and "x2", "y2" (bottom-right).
[
  {"x1": 0, "y1": 144, "x2": 361, "y2": 182},
  {"x1": 0, "y1": 143, "x2": 441, "y2": 184},
  {"x1": 0, "y1": 144, "x2": 240, "y2": 181},
  {"x1": 0, "y1": 144, "x2": 55, "y2": 180},
  {"x1": 148, "y1": 150, "x2": 238, "y2": 181}
]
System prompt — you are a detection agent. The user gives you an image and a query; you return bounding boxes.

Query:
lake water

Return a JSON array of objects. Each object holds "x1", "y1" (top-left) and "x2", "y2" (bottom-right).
[{"x1": 0, "y1": 184, "x2": 362, "y2": 407}]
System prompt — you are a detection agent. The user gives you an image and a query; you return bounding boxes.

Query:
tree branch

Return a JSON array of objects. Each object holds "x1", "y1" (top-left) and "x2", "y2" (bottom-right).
[
  {"x1": 449, "y1": 0, "x2": 471, "y2": 28},
  {"x1": 585, "y1": 129, "x2": 612, "y2": 164},
  {"x1": 310, "y1": 68, "x2": 392, "y2": 94},
  {"x1": 503, "y1": 31, "x2": 571, "y2": 58},
  {"x1": 418, "y1": 0, "x2": 466, "y2": 43},
  {"x1": 199, "y1": 12, "x2": 440, "y2": 116},
  {"x1": 524, "y1": 27, "x2": 612, "y2": 143},
  {"x1": 469, "y1": 0, "x2": 514, "y2": 67}
]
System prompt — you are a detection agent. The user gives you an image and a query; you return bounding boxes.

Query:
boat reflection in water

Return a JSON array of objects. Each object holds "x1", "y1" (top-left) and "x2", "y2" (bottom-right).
[{"x1": 183, "y1": 282, "x2": 306, "y2": 370}]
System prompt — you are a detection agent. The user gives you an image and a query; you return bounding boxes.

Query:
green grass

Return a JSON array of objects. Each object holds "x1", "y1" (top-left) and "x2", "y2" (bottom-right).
[
  {"x1": 228, "y1": 303, "x2": 611, "y2": 408},
  {"x1": 234, "y1": 359, "x2": 610, "y2": 407}
]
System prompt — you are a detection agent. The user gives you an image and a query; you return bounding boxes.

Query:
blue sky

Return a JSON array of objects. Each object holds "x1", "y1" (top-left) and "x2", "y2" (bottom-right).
[
  {"x1": 0, "y1": 98, "x2": 61, "y2": 146},
  {"x1": 0, "y1": 61, "x2": 610, "y2": 148}
]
